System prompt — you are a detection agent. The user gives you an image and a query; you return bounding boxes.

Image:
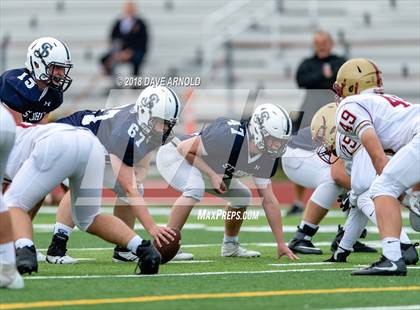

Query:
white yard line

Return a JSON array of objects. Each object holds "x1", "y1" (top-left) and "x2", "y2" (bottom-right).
[
  {"x1": 37, "y1": 241, "x2": 385, "y2": 252},
  {"x1": 168, "y1": 260, "x2": 213, "y2": 264},
  {"x1": 269, "y1": 262, "x2": 333, "y2": 267},
  {"x1": 23, "y1": 267, "x2": 359, "y2": 280},
  {"x1": 23, "y1": 266, "x2": 420, "y2": 281}
]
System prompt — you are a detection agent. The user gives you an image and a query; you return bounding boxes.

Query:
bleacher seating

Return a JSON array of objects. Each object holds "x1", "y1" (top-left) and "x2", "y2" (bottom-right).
[{"x1": 0, "y1": 0, "x2": 418, "y2": 117}]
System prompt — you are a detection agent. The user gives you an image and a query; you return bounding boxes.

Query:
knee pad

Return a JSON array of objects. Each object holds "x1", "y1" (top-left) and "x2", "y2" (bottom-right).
[
  {"x1": 226, "y1": 186, "x2": 252, "y2": 209},
  {"x1": 370, "y1": 174, "x2": 403, "y2": 199},
  {"x1": 72, "y1": 207, "x2": 100, "y2": 231},
  {"x1": 182, "y1": 186, "x2": 204, "y2": 202},
  {"x1": 2, "y1": 191, "x2": 32, "y2": 212},
  {"x1": 310, "y1": 182, "x2": 342, "y2": 210}
]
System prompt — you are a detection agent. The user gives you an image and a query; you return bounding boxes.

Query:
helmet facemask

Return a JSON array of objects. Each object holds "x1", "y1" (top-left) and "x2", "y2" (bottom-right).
[
  {"x1": 312, "y1": 122, "x2": 337, "y2": 164},
  {"x1": 252, "y1": 116, "x2": 289, "y2": 159},
  {"x1": 261, "y1": 129, "x2": 289, "y2": 158},
  {"x1": 44, "y1": 62, "x2": 73, "y2": 92},
  {"x1": 139, "y1": 116, "x2": 177, "y2": 145}
]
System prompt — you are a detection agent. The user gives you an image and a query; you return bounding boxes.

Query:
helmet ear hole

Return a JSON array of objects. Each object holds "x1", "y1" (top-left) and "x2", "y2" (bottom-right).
[{"x1": 34, "y1": 62, "x2": 39, "y2": 69}]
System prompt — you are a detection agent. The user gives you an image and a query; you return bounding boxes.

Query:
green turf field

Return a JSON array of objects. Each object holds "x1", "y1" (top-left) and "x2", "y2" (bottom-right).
[{"x1": 1, "y1": 206, "x2": 419, "y2": 310}]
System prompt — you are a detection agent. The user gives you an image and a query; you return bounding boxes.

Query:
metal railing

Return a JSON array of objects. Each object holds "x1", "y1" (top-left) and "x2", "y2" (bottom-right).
[{"x1": 201, "y1": 0, "x2": 276, "y2": 79}]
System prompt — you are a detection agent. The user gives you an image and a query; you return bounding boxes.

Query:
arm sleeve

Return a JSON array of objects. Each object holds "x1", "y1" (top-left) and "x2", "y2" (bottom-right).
[
  {"x1": 104, "y1": 133, "x2": 135, "y2": 167},
  {"x1": 200, "y1": 120, "x2": 234, "y2": 159},
  {"x1": 336, "y1": 102, "x2": 373, "y2": 140},
  {"x1": 350, "y1": 148, "x2": 377, "y2": 196},
  {"x1": 254, "y1": 157, "x2": 279, "y2": 178},
  {"x1": 253, "y1": 177, "x2": 272, "y2": 186}
]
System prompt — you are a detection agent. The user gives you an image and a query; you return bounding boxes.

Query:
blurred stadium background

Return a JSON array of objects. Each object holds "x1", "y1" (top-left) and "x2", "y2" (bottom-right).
[{"x1": 1, "y1": 0, "x2": 419, "y2": 180}]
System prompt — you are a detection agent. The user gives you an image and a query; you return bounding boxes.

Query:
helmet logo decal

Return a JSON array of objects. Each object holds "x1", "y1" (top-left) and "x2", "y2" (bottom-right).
[
  {"x1": 34, "y1": 43, "x2": 53, "y2": 58},
  {"x1": 260, "y1": 110, "x2": 270, "y2": 121},
  {"x1": 141, "y1": 93, "x2": 159, "y2": 109}
]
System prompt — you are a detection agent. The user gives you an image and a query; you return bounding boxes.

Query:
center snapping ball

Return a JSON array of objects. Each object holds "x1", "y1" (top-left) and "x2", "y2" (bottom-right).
[{"x1": 153, "y1": 228, "x2": 181, "y2": 264}]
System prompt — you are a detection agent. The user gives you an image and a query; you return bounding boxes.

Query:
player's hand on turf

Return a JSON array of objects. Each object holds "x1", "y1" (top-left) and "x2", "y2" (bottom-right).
[
  {"x1": 150, "y1": 225, "x2": 176, "y2": 248},
  {"x1": 210, "y1": 173, "x2": 227, "y2": 194},
  {"x1": 278, "y1": 243, "x2": 299, "y2": 260}
]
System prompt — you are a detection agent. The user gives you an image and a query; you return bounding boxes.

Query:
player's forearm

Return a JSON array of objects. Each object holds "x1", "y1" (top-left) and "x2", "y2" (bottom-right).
[
  {"x1": 184, "y1": 152, "x2": 218, "y2": 178},
  {"x1": 262, "y1": 201, "x2": 286, "y2": 245},
  {"x1": 125, "y1": 190, "x2": 155, "y2": 232},
  {"x1": 361, "y1": 128, "x2": 389, "y2": 175},
  {"x1": 371, "y1": 156, "x2": 389, "y2": 175}
]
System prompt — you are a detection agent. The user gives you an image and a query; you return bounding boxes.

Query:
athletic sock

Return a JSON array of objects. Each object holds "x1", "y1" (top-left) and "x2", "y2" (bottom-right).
[
  {"x1": 0, "y1": 242, "x2": 16, "y2": 265},
  {"x1": 223, "y1": 235, "x2": 239, "y2": 243},
  {"x1": 382, "y1": 237, "x2": 402, "y2": 261},
  {"x1": 127, "y1": 235, "x2": 143, "y2": 253},
  {"x1": 15, "y1": 238, "x2": 34, "y2": 249},
  {"x1": 53, "y1": 222, "x2": 73, "y2": 237}
]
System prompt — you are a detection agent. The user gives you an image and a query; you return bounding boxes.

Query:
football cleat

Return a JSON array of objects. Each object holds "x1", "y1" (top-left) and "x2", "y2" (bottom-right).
[
  {"x1": 172, "y1": 249, "x2": 194, "y2": 261},
  {"x1": 352, "y1": 241, "x2": 377, "y2": 253},
  {"x1": 0, "y1": 264, "x2": 24, "y2": 289},
  {"x1": 113, "y1": 246, "x2": 139, "y2": 263},
  {"x1": 330, "y1": 225, "x2": 377, "y2": 253},
  {"x1": 16, "y1": 245, "x2": 38, "y2": 275},
  {"x1": 351, "y1": 255, "x2": 407, "y2": 276},
  {"x1": 221, "y1": 242, "x2": 260, "y2": 257},
  {"x1": 46, "y1": 233, "x2": 78, "y2": 265},
  {"x1": 288, "y1": 239, "x2": 323, "y2": 255},
  {"x1": 325, "y1": 246, "x2": 351, "y2": 262},
  {"x1": 286, "y1": 203, "x2": 304, "y2": 216},
  {"x1": 401, "y1": 243, "x2": 419, "y2": 265},
  {"x1": 135, "y1": 240, "x2": 161, "y2": 275}
]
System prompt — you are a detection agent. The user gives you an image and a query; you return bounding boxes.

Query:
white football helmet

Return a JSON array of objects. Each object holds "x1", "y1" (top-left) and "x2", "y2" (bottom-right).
[
  {"x1": 25, "y1": 37, "x2": 73, "y2": 92},
  {"x1": 135, "y1": 86, "x2": 181, "y2": 144},
  {"x1": 248, "y1": 103, "x2": 292, "y2": 157}
]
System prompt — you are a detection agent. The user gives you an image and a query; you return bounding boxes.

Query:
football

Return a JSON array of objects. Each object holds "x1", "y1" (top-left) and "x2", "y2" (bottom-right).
[{"x1": 153, "y1": 228, "x2": 181, "y2": 264}]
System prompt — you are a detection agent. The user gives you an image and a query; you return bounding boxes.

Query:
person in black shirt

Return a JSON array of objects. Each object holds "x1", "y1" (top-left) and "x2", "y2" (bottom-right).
[
  {"x1": 296, "y1": 31, "x2": 346, "y2": 90},
  {"x1": 101, "y1": 1, "x2": 148, "y2": 77}
]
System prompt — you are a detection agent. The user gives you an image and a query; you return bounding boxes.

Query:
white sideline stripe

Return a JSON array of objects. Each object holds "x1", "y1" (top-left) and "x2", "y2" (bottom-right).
[
  {"x1": 168, "y1": 260, "x2": 212, "y2": 264},
  {"x1": 269, "y1": 262, "x2": 333, "y2": 267},
  {"x1": 324, "y1": 305, "x2": 420, "y2": 310},
  {"x1": 23, "y1": 267, "x2": 359, "y2": 280},
  {"x1": 32, "y1": 224, "x2": 417, "y2": 234},
  {"x1": 37, "y1": 241, "x2": 384, "y2": 252},
  {"x1": 38, "y1": 207, "x2": 411, "y2": 219},
  {"x1": 22, "y1": 266, "x2": 420, "y2": 281},
  {"x1": 73, "y1": 258, "x2": 96, "y2": 262}
]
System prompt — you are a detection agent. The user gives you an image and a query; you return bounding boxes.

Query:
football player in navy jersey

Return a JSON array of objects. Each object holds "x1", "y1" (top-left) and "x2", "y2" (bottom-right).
[
  {"x1": 157, "y1": 104, "x2": 299, "y2": 260},
  {"x1": 0, "y1": 37, "x2": 72, "y2": 124},
  {"x1": 45, "y1": 86, "x2": 180, "y2": 264}
]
